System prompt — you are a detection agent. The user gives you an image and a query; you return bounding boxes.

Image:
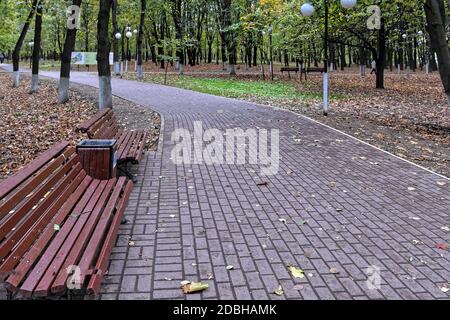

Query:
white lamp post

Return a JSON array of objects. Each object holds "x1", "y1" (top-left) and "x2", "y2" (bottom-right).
[
  {"x1": 301, "y1": 0, "x2": 357, "y2": 115},
  {"x1": 125, "y1": 26, "x2": 132, "y2": 73}
]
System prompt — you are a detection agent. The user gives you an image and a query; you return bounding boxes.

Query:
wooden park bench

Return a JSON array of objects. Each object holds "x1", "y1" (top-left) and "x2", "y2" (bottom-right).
[
  {"x1": 77, "y1": 109, "x2": 147, "y2": 181},
  {"x1": 0, "y1": 141, "x2": 133, "y2": 299},
  {"x1": 300, "y1": 67, "x2": 325, "y2": 81},
  {"x1": 280, "y1": 67, "x2": 300, "y2": 79}
]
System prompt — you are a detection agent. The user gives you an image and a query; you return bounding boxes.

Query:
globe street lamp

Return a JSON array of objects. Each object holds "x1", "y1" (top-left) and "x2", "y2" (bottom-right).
[
  {"x1": 301, "y1": 0, "x2": 357, "y2": 116},
  {"x1": 114, "y1": 32, "x2": 122, "y2": 75},
  {"x1": 133, "y1": 29, "x2": 139, "y2": 71}
]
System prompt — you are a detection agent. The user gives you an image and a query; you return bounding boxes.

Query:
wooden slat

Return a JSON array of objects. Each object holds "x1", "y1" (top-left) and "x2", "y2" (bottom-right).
[
  {"x1": 0, "y1": 155, "x2": 80, "y2": 243},
  {"x1": 127, "y1": 131, "x2": 143, "y2": 161},
  {"x1": 77, "y1": 109, "x2": 111, "y2": 133},
  {"x1": 34, "y1": 179, "x2": 116, "y2": 297},
  {"x1": 88, "y1": 111, "x2": 113, "y2": 138},
  {"x1": 4, "y1": 175, "x2": 93, "y2": 291},
  {"x1": 117, "y1": 131, "x2": 135, "y2": 162},
  {"x1": 0, "y1": 154, "x2": 65, "y2": 221},
  {"x1": 17, "y1": 180, "x2": 105, "y2": 297},
  {"x1": 51, "y1": 178, "x2": 123, "y2": 294},
  {"x1": 0, "y1": 141, "x2": 69, "y2": 199},
  {"x1": 0, "y1": 169, "x2": 86, "y2": 280},
  {"x1": 87, "y1": 179, "x2": 133, "y2": 295},
  {"x1": 134, "y1": 131, "x2": 147, "y2": 163},
  {"x1": 0, "y1": 162, "x2": 82, "y2": 266}
]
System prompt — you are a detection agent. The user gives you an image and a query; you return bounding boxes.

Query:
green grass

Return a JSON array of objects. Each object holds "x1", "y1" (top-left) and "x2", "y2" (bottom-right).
[{"x1": 140, "y1": 74, "x2": 338, "y2": 102}]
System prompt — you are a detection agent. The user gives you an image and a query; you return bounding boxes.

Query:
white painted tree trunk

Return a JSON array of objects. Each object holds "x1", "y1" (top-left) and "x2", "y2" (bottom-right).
[
  {"x1": 58, "y1": 77, "x2": 70, "y2": 104},
  {"x1": 98, "y1": 76, "x2": 112, "y2": 109},
  {"x1": 178, "y1": 63, "x2": 183, "y2": 75},
  {"x1": 359, "y1": 65, "x2": 365, "y2": 77},
  {"x1": 323, "y1": 72, "x2": 329, "y2": 115},
  {"x1": 137, "y1": 65, "x2": 143, "y2": 80},
  {"x1": 114, "y1": 62, "x2": 121, "y2": 75},
  {"x1": 228, "y1": 64, "x2": 236, "y2": 75},
  {"x1": 31, "y1": 74, "x2": 39, "y2": 93},
  {"x1": 447, "y1": 93, "x2": 450, "y2": 111},
  {"x1": 12, "y1": 71, "x2": 20, "y2": 87}
]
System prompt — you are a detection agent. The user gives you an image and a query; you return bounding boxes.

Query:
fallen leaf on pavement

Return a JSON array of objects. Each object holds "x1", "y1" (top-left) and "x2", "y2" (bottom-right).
[
  {"x1": 257, "y1": 181, "x2": 269, "y2": 186},
  {"x1": 226, "y1": 265, "x2": 234, "y2": 270},
  {"x1": 293, "y1": 284, "x2": 304, "y2": 291},
  {"x1": 441, "y1": 226, "x2": 450, "y2": 232},
  {"x1": 278, "y1": 218, "x2": 287, "y2": 224},
  {"x1": 330, "y1": 268, "x2": 340, "y2": 274},
  {"x1": 435, "y1": 243, "x2": 449, "y2": 250},
  {"x1": 436, "y1": 181, "x2": 447, "y2": 186},
  {"x1": 440, "y1": 286, "x2": 449, "y2": 293},
  {"x1": 273, "y1": 285, "x2": 284, "y2": 296},
  {"x1": 182, "y1": 282, "x2": 209, "y2": 294},
  {"x1": 287, "y1": 265, "x2": 305, "y2": 279}
]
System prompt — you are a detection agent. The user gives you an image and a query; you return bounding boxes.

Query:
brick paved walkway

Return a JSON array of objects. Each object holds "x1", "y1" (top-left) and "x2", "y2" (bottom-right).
[{"x1": 2, "y1": 66, "x2": 450, "y2": 300}]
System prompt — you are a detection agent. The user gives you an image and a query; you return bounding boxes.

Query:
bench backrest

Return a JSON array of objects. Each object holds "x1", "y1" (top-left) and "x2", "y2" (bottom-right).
[
  {"x1": 0, "y1": 142, "x2": 85, "y2": 277},
  {"x1": 77, "y1": 109, "x2": 120, "y2": 140},
  {"x1": 306, "y1": 68, "x2": 324, "y2": 72}
]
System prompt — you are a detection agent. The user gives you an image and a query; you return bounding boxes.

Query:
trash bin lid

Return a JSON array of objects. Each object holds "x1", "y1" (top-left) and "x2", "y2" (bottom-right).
[{"x1": 77, "y1": 139, "x2": 117, "y2": 147}]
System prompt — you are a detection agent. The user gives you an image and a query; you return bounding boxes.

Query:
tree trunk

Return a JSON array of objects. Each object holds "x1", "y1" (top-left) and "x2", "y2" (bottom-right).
[
  {"x1": 425, "y1": 0, "x2": 450, "y2": 109},
  {"x1": 375, "y1": 18, "x2": 386, "y2": 89},
  {"x1": 171, "y1": 0, "x2": 183, "y2": 73},
  {"x1": 112, "y1": 0, "x2": 120, "y2": 75},
  {"x1": 31, "y1": 1, "x2": 43, "y2": 93},
  {"x1": 136, "y1": 0, "x2": 146, "y2": 79},
  {"x1": 58, "y1": 0, "x2": 82, "y2": 104},
  {"x1": 97, "y1": 0, "x2": 112, "y2": 109},
  {"x1": 12, "y1": 0, "x2": 39, "y2": 87}
]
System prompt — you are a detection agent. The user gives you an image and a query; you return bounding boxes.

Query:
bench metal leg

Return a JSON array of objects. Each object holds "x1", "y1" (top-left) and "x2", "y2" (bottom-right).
[{"x1": 118, "y1": 162, "x2": 137, "y2": 183}]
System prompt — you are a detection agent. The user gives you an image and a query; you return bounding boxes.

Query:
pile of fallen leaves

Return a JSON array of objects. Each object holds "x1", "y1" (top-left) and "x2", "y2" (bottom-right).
[{"x1": 0, "y1": 73, "x2": 96, "y2": 180}]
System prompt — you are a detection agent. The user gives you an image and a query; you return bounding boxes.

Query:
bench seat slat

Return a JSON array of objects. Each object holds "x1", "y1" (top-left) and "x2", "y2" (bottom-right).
[
  {"x1": 87, "y1": 179, "x2": 133, "y2": 295},
  {"x1": 33, "y1": 179, "x2": 117, "y2": 297},
  {"x1": 4, "y1": 175, "x2": 93, "y2": 291},
  {"x1": 17, "y1": 180, "x2": 104, "y2": 297},
  {"x1": 52, "y1": 177, "x2": 126, "y2": 294}
]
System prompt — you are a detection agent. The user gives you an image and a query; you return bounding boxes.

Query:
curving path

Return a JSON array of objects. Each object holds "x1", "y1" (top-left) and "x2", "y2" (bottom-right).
[{"x1": 2, "y1": 66, "x2": 450, "y2": 300}]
